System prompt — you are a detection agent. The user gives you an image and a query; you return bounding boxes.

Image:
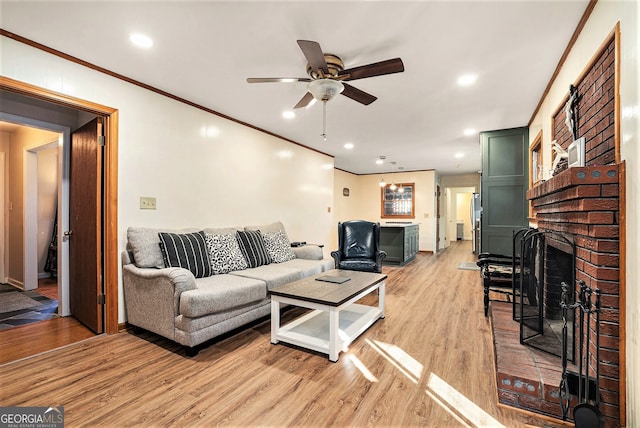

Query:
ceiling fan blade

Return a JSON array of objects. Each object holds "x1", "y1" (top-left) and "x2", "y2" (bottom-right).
[
  {"x1": 339, "y1": 58, "x2": 404, "y2": 81},
  {"x1": 293, "y1": 92, "x2": 315, "y2": 109},
  {"x1": 247, "y1": 77, "x2": 310, "y2": 83},
  {"x1": 341, "y1": 83, "x2": 377, "y2": 105},
  {"x1": 297, "y1": 40, "x2": 328, "y2": 73}
]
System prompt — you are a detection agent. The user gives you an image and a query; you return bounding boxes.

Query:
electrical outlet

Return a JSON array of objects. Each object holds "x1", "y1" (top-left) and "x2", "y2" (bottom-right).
[
  {"x1": 140, "y1": 196, "x2": 157, "y2": 210},
  {"x1": 424, "y1": 213, "x2": 429, "y2": 218}
]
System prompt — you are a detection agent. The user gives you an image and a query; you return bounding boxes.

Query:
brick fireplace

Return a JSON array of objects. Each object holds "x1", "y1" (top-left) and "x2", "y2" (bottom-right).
[
  {"x1": 491, "y1": 31, "x2": 621, "y2": 426},
  {"x1": 527, "y1": 164, "x2": 621, "y2": 427}
]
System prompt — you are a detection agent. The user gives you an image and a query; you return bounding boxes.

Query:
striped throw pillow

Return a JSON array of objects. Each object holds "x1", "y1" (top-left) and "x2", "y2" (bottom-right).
[
  {"x1": 158, "y1": 231, "x2": 212, "y2": 278},
  {"x1": 236, "y1": 230, "x2": 271, "y2": 268}
]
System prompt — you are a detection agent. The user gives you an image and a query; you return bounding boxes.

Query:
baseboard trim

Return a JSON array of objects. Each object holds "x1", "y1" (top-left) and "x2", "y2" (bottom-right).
[{"x1": 7, "y1": 278, "x2": 24, "y2": 289}]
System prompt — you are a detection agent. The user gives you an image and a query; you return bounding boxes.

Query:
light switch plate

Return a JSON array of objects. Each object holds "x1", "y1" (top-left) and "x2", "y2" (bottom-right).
[{"x1": 140, "y1": 196, "x2": 157, "y2": 210}]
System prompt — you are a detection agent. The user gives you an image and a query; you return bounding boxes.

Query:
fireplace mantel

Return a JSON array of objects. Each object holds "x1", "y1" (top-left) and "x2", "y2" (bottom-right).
[{"x1": 527, "y1": 165, "x2": 620, "y2": 201}]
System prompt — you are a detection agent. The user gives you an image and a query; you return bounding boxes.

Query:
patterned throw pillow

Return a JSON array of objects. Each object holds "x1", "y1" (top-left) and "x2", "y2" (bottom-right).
[
  {"x1": 263, "y1": 230, "x2": 295, "y2": 263},
  {"x1": 158, "y1": 231, "x2": 212, "y2": 278},
  {"x1": 236, "y1": 230, "x2": 271, "y2": 268},
  {"x1": 205, "y1": 233, "x2": 248, "y2": 274}
]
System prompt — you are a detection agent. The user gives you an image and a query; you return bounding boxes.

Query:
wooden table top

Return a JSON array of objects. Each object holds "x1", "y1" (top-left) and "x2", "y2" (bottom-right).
[{"x1": 269, "y1": 269, "x2": 387, "y2": 307}]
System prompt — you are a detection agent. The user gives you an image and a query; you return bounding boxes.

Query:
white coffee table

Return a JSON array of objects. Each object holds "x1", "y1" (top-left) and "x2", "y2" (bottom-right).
[{"x1": 269, "y1": 269, "x2": 386, "y2": 362}]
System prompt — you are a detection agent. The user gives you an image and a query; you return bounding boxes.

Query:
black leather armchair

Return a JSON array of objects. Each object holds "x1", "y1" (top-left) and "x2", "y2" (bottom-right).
[{"x1": 331, "y1": 220, "x2": 387, "y2": 273}]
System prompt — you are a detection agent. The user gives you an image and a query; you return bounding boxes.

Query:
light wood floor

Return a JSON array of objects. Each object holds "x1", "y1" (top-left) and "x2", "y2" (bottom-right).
[
  {"x1": 0, "y1": 241, "x2": 566, "y2": 427},
  {"x1": 0, "y1": 278, "x2": 96, "y2": 365}
]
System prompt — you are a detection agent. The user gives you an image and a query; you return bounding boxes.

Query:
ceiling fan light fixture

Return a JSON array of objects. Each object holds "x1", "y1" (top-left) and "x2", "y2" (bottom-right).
[{"x1": 308, "y1": 79, "x2": 344, "y2": 102}]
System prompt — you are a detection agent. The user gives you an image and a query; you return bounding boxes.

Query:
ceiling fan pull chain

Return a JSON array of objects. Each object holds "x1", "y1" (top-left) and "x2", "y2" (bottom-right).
[{"x1": 321, "y1": 100, "x2": 327, "y2": 141}]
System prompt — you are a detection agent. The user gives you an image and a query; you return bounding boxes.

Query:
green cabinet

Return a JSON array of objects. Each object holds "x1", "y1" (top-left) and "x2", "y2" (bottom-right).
[
  {"x1": 380, "y1": 224, "x2": 419, "y2": 266},
  {"x1": 480, "y1": 127, "x2": 529, "y2": 255}
]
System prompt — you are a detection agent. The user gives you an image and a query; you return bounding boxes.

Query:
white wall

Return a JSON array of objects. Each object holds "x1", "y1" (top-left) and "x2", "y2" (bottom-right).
[
  {"x1": 528, "y1": 1, "x2": 639, "y2": 423},
  {"x1": 333, "y1": 169, "x2": 436, "y2": 252},
  {"x1": 37, "y1": 145, "x2": 57, "y2": 278},
  {"x1": 333, "y1": 169, "x2": 362, "y2": 229},
  {"x1": 1, "y1": 35, "x2": 335, "y2": 323}
]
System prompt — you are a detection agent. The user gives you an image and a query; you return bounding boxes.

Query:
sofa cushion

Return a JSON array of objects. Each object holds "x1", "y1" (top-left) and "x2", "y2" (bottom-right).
[
  {"x1": 263, "y1": 230, "x2": 295, "y2": 263},
  {"x1": 236, "y1": 230, "x2": 271, "y2": 268},
  {"x1": 158, "y1": 231, "x2": 212, "y2": 278},
  {"x1": 127, "y1": 227, "x2": 198, "y2": 268},
  {"x1": 292, "y1": 245, "x2": 324, "y2": 261},
  {"x1": 230, "y1": 264, "x2": 304, "y2": 291},
  {"x1": 176, "y1": 299, "x2": 270, "y2": 334},
  {"x1": 179, "y1": 275, "x2": 266, "y2": 318},
  {"x1": 205, "y1": 232, "x2": 248, "y2": 274},
  {"x1": 278, "y1": 258, "x2": 329, "y2": 276}
]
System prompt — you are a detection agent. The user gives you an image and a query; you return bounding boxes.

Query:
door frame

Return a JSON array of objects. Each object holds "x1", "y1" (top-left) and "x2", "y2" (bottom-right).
[{"x1": 1, "y1": 76, "x2": 119, "y2": 334}]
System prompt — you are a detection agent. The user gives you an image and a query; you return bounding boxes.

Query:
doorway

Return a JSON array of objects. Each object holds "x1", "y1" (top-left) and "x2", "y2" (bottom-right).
[
  {"x1": 1, "y1": 117, "x2": 66, "y2": 296},
  {"x1": 1, "y1": 115, "x2": 107, "y2": 335},
  {"x1": 1, "y1": 76, "x2": 119, "y2": 336},
  {"x1": 444, "y1": 186, "x2": 475, "y2": 248}
]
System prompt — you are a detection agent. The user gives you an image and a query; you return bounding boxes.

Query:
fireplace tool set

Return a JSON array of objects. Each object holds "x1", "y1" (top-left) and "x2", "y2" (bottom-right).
[{"x1": 560, "y1": 280, "x2": 603, "y2": 427}]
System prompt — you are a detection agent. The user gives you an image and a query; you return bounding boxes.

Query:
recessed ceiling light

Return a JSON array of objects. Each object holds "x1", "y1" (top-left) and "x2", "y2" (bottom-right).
[
  {"x1": 464, "y1": 128, "x2": 477, "y2": 136},
  {"x1": 344, "y1": 143, "x2": 354, "y2": 150},
  {"x1": 376, "y1": 156, "x2": 385, "y2": 165},
  {"x1": 457, "y1": 74, "x2": 477, "y2": 86},
  {"x1": 282, "y1": 110, "x2": 295, "y2": 119},
  {"x1": 455, "y1": 152, "x2": 464, "y2": 159},
  {"x1": 130, "y1": 33, "x2": 153, "y2": 49}
]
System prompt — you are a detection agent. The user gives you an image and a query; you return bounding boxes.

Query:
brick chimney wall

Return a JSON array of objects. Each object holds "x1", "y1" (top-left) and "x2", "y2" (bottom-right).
[
  {"x1": 553, "y1": 37, "x2": 616, "y2": 165},
  {"x1": 527, "y1": 169, "x2": 620, "y2": 426},
  {"x1": 525, "y1": 33, "x2": 620, "y2": 427},
  {"x1": 527, "y1": 166, "x2": 620, "y2": 426}
]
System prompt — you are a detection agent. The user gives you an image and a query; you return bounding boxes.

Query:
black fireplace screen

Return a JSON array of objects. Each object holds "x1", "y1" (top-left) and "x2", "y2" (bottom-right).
[{"x1": 515, "y1": 230, "x2": 575, "y2": 360}]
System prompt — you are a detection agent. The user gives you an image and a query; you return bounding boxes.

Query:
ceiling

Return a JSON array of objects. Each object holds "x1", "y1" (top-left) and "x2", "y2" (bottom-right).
[{"x1": 0, "y1": 1, "x2": 589, "y2": 175}]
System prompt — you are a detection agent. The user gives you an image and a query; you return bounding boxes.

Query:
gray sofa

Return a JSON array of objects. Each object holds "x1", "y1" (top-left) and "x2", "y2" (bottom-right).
[{"x1": 122, "y1": 221, "x2": 333, "y2": 356}]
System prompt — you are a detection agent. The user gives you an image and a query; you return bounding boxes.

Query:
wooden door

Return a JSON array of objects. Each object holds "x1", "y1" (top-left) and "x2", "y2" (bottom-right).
[
  {"x1": 480, "y1": 127, "x2": 529, "y2": 255},
  {"x1": 69, "y1": 118, "x2": 103, "y2": 333}
]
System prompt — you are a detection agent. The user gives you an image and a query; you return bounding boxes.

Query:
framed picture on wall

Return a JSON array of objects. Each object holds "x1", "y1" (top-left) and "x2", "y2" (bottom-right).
[{"x1": 381, "y1": 183, "x2": 415, "y2": 218}]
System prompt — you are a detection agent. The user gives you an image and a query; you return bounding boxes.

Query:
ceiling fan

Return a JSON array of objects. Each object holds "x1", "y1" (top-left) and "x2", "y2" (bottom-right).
[{"x1": 247, "y1": 40, "x2": 405, "y2": 109}]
